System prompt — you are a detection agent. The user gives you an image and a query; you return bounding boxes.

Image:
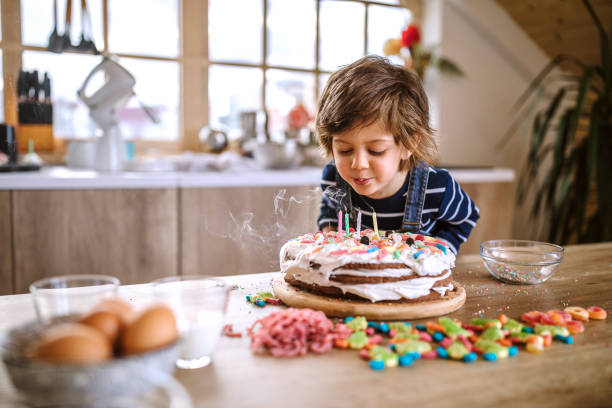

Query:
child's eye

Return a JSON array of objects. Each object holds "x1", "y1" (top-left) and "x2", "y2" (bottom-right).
[
  {"x1": 338, "y1": 149, "x2": 353, "y2": 155},
  {"x1": 368, "y1": 150, "x2": 386, "y2": 156}
]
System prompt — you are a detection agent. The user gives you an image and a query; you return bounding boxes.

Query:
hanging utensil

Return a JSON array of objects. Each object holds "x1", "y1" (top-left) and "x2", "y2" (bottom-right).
[
  {"x1": 47, "y1": 0, "x2": 63, "y2": 53},
  {"x1": 59, "y1": 0, "x2": 73, "y2": 51},
  {"x1": 75, "y1": 0, "x2": 99, "y2": 54}
]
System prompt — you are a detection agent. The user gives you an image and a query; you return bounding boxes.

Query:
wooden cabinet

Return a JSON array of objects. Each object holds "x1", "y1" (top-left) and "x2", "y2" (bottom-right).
[
  {"x1": 0, "y1": 180, "x2": 513, "y2": 293},
  {"x1": 0, "y1": 192, "x2": 12, "y2": 295},
  {"x1": 181, "y1": 186, "x2": 320, "y2": 276},
  {"x1": 459, "y1": 182, "x2": 515, "y2": 256},
  {"x1": 12, "y1": 189, "x2": 178, "y2": 293}
]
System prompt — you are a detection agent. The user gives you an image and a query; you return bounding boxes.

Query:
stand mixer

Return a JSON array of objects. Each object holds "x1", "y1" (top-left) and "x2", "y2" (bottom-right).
[{"x1": 77, "y1": 57, "x2": 135, "y2": 172}]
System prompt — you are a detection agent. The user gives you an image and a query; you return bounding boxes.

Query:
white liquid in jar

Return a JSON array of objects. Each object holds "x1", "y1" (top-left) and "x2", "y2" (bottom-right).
[{"x1": 178, "y1": 309, "x2": 224, "y2": 361}]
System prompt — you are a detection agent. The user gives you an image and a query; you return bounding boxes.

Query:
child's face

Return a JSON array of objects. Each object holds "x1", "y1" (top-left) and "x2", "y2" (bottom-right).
[{"x1": 332, "y1": 121, "x2": 410, "y2": 199}]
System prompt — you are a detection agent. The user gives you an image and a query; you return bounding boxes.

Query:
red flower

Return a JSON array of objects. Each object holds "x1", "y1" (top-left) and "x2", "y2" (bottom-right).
[{"x1": 401, "y1": 24, "x2": 420, "y2": 48}]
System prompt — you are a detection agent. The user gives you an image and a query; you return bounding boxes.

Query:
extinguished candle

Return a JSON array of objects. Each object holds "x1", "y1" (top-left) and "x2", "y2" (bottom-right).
[
  {"x1": 373, "y1": 211, "x2": 379, "y2": 237},
  {"x1": 356, "y1": 211, "x2": 362, "y2": 236},
  {"x1": 344, "y1": 212, "x2": 349, "y2": 234},
  {"x1": 338, "y1": 210, "x2": 343, "y2": 235}
]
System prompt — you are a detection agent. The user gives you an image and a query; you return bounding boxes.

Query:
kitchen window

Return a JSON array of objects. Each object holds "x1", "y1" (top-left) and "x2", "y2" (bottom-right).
[{"x1": 1, "y1": 0, "x2": 417, "y2": 152}]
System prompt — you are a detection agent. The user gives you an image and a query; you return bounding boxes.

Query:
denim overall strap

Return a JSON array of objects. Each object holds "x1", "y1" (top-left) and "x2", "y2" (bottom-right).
[{"x1": 401, "y1": 161, "x2": 429, "y2": 233}]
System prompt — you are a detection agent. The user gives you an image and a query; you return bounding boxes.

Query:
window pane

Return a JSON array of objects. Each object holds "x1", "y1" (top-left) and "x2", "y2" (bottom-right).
[
  {"x1": 267, "y1": 0, "x2": 316, "y2": 69},
  {"x1": 209, "y1": 65, "x2": 262, "y2": 133},
  {"x1": 266, "y1": 69, "x2": 315, "y2": 139},
  {"x1": 209, "y1": 0, "x2": 262, "y2": 64},
  {"x1": 22, "y1": 51, "x2": 101, "y2": 138},
  {"x1": 367, "y1": 5, "x2": 412, "y2": 56},
  {"x1": 116, "y1": 58, "x2": 179, "y2": 141},
  {"x1": 319, "y1": 1, "x2": 365, "y2": 71},
  {"x1": 109, "y1": 0, "x2": 178, "y2": 58},
  {"x1": 22, "y1": 0, "x2": 103, "y2": 50},
  {"x1": 0, "y1": 50, "x2": 3, "y2": 123},
  {"x1": 318, "y1": 72, "x2": 331, "y2": 98}
]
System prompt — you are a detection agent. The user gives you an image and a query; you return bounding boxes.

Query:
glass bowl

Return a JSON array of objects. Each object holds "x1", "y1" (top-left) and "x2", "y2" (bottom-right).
[
  {"x1": 29, "y1": 274, "x2": 120, "y2": 324},
  {"x1": 480, "y1": 240, "x2": 564, "y2": 284}
]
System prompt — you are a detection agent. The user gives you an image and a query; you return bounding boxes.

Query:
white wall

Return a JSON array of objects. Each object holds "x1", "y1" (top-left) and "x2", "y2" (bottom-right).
[
  {"x1": 422, "y1": 0, "x2": 556, "y2": 240},
  {"x1": 423, "y1": 0, "x2": 550, "y2": 170}
]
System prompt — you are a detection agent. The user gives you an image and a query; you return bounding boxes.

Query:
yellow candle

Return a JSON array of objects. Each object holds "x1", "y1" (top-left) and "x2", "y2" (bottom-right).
[{"x1": 372, "y1": 211, "x2": 379, "y2": 237}]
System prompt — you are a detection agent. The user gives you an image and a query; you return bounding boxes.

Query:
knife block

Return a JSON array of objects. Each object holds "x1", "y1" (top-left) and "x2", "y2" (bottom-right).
[{"x1": 17, "y1": 124, "x2": 54, "y2": 152}]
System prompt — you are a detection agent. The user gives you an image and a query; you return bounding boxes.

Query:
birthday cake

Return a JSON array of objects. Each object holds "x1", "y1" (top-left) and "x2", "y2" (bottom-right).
[{"x1": 279, "y1": 229, "x2": 457, "y2": 303}]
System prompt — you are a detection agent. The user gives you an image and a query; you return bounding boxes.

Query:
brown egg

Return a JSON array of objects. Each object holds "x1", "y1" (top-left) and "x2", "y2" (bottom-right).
[
  {"x1": 30, "y1": 323, "x2": 113, "y2": 364},
  {"x1": 121, "y1": 305, "x2": 178, "y2": 355},
  {"x1": 94, "y1": 297, "x2": 135, "y2": 325},
  {"x1": 79, "y1": 310, "x2": 122, "y2": 344}
]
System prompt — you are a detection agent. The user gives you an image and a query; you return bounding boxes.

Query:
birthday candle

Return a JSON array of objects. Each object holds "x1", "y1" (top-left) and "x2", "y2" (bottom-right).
[
  {"x1": 373, "y1": 211, "x2": 379, "y2": 237},
  {"x1": 356, "y1": 211, "x2": 362, "y2": 236},
  {"x1": 338, "y1": 210, "x2": 343, "y2": 234},
  {"x1": 344, "y1": 212, "x2": 349, "y2": 234}
]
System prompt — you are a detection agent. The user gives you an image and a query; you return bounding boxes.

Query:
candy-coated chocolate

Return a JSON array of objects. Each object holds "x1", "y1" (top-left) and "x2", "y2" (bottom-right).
[
  {"x1": 369, "y1": 360, "x2": 385, "y2": 370},
  {"x1": 433, "y1": 332, "x2": 445, "y2": 342},
  {"x1": 463, "y1": 352, "x2": 478, "y2": 363},
  {"x1": 508, "y1": 346, "x2": 518, "y2": 357},
  {"x1": 436, "y1": 346, "x2": 449, "y2": 359},
  {"x1": 554, "y1": 334, "x2": 574, "y2": 344},
  {"x1": 482, "y1": 353, "x2": 498, "y2": 362},
  {"x1": 398, "y1": 354, "x2": 414, "y2": 366}
]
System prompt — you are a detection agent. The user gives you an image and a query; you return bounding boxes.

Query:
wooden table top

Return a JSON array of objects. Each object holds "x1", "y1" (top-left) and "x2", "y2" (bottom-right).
[{"x1": 1, "y1": 242, "x2": 611, "y2": 407}]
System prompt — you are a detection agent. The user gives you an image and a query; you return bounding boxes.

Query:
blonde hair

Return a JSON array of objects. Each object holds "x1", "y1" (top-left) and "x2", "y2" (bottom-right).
[{"x1": 317, "y1": 55, "x2": 438, "y2": 171}]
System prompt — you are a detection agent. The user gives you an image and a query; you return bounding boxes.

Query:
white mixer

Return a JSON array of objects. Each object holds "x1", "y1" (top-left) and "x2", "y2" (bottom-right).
[{"x1": 77, "y1": 57, "x2": 135, "y2": 172}]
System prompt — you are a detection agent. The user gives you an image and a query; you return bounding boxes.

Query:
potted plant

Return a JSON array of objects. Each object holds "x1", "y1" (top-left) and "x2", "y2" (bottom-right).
[
  {"x1": 503, "y1": 0, "x2": 611, "y2": 245},
  {"x1": 384, "y1": 24, "x2": 463, "y2": 79}
]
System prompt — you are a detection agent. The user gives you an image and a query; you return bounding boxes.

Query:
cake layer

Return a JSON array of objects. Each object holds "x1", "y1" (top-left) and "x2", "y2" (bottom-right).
[{"x1": 285, "y1": 273, "x2": 457, "y2": 303}]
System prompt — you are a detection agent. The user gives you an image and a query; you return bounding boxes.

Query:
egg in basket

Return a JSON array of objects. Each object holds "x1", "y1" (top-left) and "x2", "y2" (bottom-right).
[{"x1": 1, "y1": 297, "x2": 181, "y2": 406}]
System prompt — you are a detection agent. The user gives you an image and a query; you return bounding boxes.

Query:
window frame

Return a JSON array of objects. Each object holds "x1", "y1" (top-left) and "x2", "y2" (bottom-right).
[{"x1": 0, "y1": 0, "x2": 420, "y2": 154}]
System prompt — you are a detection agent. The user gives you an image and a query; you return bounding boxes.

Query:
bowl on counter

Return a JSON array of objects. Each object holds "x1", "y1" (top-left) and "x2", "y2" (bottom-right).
[
  {"x1": 253, "y1": 139, "x2": 302, "y2": 169},
  {"x1": 1, "y1": 316, "x2": 180, "y2": 406},
  {"x1": 480, "y1": 240, "x2": 564, "y2": 285}
]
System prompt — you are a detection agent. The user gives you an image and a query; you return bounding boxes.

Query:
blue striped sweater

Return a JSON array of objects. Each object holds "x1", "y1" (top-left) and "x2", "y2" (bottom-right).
[{"x1": 318, "y1": 162, "x2": 480, "y2": 254}]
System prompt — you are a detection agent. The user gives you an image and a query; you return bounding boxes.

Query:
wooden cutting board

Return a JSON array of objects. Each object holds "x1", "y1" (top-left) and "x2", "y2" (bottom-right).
[{"x1": 272, "y1": 276, "x2": 466, "y2": 320}]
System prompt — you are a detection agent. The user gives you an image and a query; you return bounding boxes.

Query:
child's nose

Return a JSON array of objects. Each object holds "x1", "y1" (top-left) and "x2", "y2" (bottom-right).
[{"x1": 352, "y1": 150, "x2": 369, "y2": 169}]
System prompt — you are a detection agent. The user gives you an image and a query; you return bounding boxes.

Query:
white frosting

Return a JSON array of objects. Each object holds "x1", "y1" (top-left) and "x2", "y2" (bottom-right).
[{"x1": 279, "y1": 231, "x2": 456, "y2": 302}]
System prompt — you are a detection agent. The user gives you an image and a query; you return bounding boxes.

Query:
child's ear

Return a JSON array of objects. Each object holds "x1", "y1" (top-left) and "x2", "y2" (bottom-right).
[{"x1": 401, "y1": 149, "x2": 412, "y2": 161}]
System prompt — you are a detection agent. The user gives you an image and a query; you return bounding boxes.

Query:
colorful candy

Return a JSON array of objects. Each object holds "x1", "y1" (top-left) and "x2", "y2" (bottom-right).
[
  {"x1": 564, "y1": 306, "x2": 589, "y2": 321},
  {"x1": 324, "y1": 305, "x2": 606, "y2": 371},
  {"x1": 246, "y1": 292, "x2": 282, "y2": 307},
  {"x1": 587, "y1": 306, "x2": 607, "y2": 320}
]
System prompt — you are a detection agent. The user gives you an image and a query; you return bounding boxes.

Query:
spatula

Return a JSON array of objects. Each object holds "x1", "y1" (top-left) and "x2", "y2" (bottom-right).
[
  {"x1": 47, "y1": 0, "x2": 63, "y2": 53},
  {"x1": 59, "y1": 0, "x2": 73, "y2": 51},
  {"x1": 75, "y1": 0, "x2": 99, "y2": 54}
]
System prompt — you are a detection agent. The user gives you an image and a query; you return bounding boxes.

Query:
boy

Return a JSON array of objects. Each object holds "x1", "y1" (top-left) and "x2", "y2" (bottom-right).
[{"x1": 316, "y1": 55, "x2": 479, "y2": 255}]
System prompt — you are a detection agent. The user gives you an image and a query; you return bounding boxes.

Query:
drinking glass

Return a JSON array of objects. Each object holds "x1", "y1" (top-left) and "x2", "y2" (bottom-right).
[
  {"x1": 29, "y1": 274, "x2": 120, "y2": 324},
  {"x1": 152, "y1": 275, "x2": 230, "y2": 369}
]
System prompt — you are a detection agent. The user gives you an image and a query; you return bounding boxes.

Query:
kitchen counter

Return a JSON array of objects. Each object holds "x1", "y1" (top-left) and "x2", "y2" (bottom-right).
[
  {"x1": 0, "y1": 242, "x2": 610, "y2": 407},
  {"x1": 0, "y1": 166, "x2": 515, "y2": 190}
]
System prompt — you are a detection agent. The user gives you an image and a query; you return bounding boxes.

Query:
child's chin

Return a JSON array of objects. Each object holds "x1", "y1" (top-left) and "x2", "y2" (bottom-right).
[{"x1": 351, "y1": 183, "x2": 376, "y2": 197}]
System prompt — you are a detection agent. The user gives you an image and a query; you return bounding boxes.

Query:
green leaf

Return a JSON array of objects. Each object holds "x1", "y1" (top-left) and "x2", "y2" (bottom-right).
[
  {"x1": 434, "y1": 58, "x2": 464, "y2": 76},
  {"x1": 582, "y1": 0, "x2": 610, "y2": 87}
]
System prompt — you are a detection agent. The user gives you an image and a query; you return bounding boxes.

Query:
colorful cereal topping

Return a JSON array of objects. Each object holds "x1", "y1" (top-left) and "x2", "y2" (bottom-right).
[
  {"x1": 246, "y1": 292, "x2": 282, "y2": 307},
  {"x1": 242, "y1": 305, "x2": 607, "y2": 371}
]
